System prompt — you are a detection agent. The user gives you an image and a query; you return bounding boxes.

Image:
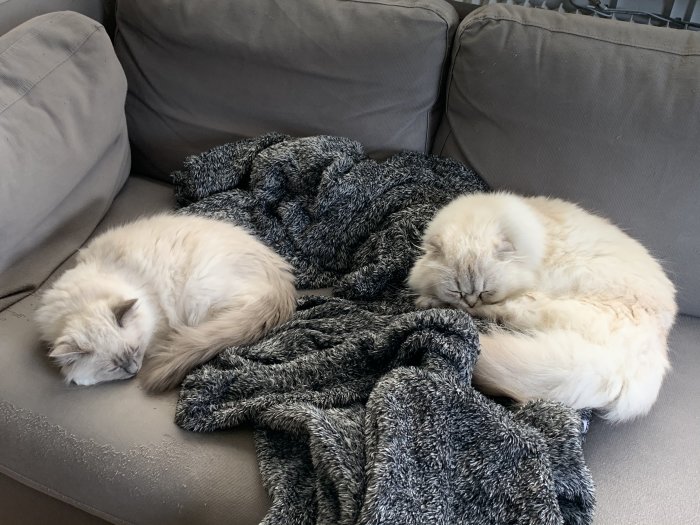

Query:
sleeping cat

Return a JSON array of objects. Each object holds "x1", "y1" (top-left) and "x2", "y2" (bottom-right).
[
  {"x1": 35, "y1": 214, "x2": 296, "y2": 392},
  {"x1": 408, "y1": 192, "x2": 677, "y2": 422}
]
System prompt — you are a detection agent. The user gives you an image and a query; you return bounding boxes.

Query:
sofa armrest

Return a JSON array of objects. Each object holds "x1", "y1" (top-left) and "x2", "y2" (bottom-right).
[{"x1": 0, "y1": 11, "x2": 130, "y2": 310}]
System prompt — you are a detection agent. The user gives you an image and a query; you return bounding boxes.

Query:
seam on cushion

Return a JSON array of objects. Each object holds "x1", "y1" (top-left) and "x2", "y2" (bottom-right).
[
  {"x1": 0, "y1": 25, "x2": 42, "y2": 58},
  {"x1": 0, "y1": 12, "x2": 77, "y2": 62},
  {"x1": 436, "y1": 126, "x2": 452, "y2": 157},
  {"x1": 460, "y1": 12, "x2": 700, "y2": 57},
  {"x1": 0, "y1": 463, "x2": 134, "y2": 525},
  {"x1": 117, "y1": 0, "x2": 455, "y2": 49},
  {"x1": 0, "y1": 11, "x2": 92, "y2": 59},
  {"x1": 441, "y1": 13, "x2": 467, "y2": 156},
  {"x1": 0, "y1": 12, "x2": 65, "y2": 58},
  {"x1": 342, "y1": 0, "x2": 456, "y2": 154},
  {"x1": 424, "y1": 6, "x2": 454, "y2": 152},
  {"x1": 337, "y1": 0, "x2": 454, "y2": 30},
  {"x1": 0, "y1": 24, "x2": 103, "y2": 116}
]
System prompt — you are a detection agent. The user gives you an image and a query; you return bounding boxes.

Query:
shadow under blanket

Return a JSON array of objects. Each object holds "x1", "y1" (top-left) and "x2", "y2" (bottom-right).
[{"x1": 172, "y1": 133, "x2": 595, "y2": 525}]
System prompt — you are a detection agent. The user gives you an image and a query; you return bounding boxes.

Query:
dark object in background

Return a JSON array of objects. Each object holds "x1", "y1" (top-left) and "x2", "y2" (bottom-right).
[{"x1": 453, "y1": 0, "x2": 700, "y2": 29}]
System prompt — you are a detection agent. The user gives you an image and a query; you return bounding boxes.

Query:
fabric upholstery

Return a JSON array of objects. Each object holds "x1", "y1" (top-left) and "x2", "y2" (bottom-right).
[
  {"x1": 0, "y1": 176, "x2": 271, "y2": 525},
  {"x1": 584, "y1": 314, "x2": 700, "y2": 524},
  {"x1": 114, "y1": 0, "x2": 458, "y2": 180},
  {"x1": 436, "y1": 4, "x2": 700, "y2": 316},
  {"x1": 0, "y1": 11, "x2": 130, "y2": 311},
  {"x1": 4, "y1": 176, "x2": 697, "y2": 525},
  {"x1": 0, "y1": 0, "x2": 110, "y2": 36},
  {"x1": 1, "y1": 4, "x2": 698, "y2": 525},
  {"x1": 0, "y1": 472, "x2": 109, "y2": 525}
]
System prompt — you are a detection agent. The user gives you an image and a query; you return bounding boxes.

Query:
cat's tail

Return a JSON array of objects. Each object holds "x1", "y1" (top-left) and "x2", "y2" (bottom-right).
[
  {"x1": 474, "y1": 328, "x2": 670, "y2": 422},
  {"x1": 141, "y1": 287, "x2": 297, "y2": 393}
]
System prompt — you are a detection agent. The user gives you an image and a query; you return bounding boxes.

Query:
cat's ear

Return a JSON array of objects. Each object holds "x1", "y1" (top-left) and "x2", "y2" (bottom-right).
[
  {"x1": 424, "y1": 234, "x2": 443, "y2": 256},
  {"x1": 49, "y1": 342, "x2": 90, "y2": 366},
  {"x1": 495, "y1": 236, "x2": 516, "y2": 260},
  {"x1": 113, "y1": 298, "x2": 138, "y2": 327}
]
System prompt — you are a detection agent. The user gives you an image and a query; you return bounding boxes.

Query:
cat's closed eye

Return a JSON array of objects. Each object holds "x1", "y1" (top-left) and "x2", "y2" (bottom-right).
[{"x1": 479, "y1": 291, "x2": 497, "y2": 303}]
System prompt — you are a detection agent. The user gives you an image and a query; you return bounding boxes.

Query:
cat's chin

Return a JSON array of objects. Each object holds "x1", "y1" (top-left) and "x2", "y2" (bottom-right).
[
  {"x1": 415, "y1": 296, "x2": 454, "y2": 310},
  {"x1": 69, "y1": 377, "x2": 99, "y2": 386},
  {"x1": 68, "y1": 372, "x2": 137, "y2": 386}
]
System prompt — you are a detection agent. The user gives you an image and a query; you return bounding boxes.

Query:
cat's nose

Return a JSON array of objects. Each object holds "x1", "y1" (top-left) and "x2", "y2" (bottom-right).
[
  {"x1": 466, "y1": 295, "x2": 479, "y2": 308},
  {"x1": 124, "y1": 361, "x2": 140, "y2": 375}
]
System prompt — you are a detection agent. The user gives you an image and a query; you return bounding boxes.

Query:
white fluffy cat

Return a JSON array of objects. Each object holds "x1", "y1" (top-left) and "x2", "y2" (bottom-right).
[
  {"x1": 36, "y1": 214, "x2": 296, "y2": 392},
  {"x1": 408, "y1": 192, "x2": 677, "y2": 422}
]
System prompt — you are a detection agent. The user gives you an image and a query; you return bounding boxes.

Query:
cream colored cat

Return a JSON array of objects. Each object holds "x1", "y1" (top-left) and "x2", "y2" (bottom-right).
[
  {"x1": 36, "y1": 214, "x2": 296, "y2": 392},
  {"x1": 408, "y1": 192, "x2": 677, "y2": 422}
]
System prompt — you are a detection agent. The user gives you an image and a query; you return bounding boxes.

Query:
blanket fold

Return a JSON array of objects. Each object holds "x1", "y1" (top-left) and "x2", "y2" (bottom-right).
[
  {"x1": 174, "y1": 133, "x2": 488, "y2": 300},
  {"x1": 173, "y1": 134, "x2": 595, "y2": 525}
]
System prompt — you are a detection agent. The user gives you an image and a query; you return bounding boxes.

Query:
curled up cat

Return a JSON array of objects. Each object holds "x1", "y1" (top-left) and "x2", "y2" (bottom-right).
[
  {"x1": 408, "y1": 192, "x2": 677, "y2": 422},
  {"x1": 35, "y1": 214, "x2": 296, "y2": 392}
]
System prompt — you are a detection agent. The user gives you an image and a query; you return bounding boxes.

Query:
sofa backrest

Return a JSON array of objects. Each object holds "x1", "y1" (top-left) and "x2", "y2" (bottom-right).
[
  {"x1": 436, "y1": 5, "x2": 700, "y2": 316},
  {"x1": 115, "y1": 0, "x2": 458, "y2": 180}
]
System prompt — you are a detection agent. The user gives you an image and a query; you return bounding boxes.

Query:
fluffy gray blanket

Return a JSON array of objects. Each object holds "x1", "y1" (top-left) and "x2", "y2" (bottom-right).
[{"x1": 173, "y1": 134, "x2": 595, "y2": 525}]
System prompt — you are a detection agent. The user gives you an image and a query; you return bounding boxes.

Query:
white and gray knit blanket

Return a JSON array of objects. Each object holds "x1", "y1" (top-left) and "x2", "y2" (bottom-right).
[{"x1": 173, "y1": 133, "x2": 595, "y2": 525}]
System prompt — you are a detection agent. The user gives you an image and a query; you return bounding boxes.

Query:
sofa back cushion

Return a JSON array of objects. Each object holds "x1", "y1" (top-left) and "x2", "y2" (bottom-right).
[
  {"x1": 0, "y1": 11, "x2": 130, "y2": 311},
  {"x1": 436, "y1": 5, "x2": 700, "y2": 316},
  {"x1": 115, "y1": 0, "x2": 458, "y2": 180},
  {"x1": 0, "y1": 0, "x2": 111, "y2": 36}
]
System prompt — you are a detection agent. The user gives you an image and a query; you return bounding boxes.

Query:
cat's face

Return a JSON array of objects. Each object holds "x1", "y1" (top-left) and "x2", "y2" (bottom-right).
[
  {"x1": 411, "y1": 231, "x2": 535, "y2": 312},
  {"x1": 47, "y1": 298, "x2": 151, "y2": 385}
]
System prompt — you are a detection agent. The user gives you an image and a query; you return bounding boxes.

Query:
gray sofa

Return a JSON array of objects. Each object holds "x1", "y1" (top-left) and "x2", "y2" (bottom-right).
[{"x1": 1, "y1": 1, "x2": 698, "y2": 524}]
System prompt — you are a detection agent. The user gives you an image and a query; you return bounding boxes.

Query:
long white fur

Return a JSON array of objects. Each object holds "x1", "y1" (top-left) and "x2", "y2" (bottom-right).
[
  {"x1": 408, "y1": 192, "x2": 677, "y2": 422},
  {"x1": 35, "y1": 213, "x2": 296, "y2": 391}
]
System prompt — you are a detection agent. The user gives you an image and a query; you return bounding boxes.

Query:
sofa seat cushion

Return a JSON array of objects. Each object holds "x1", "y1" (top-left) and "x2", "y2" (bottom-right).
[
  {"x1": 583, "y1": 314, "x2": 700, "y2": 524},
  {"x1": 436, "y1": 4, "x2": 700, "y2": 316},
  {"x1": 1, "y1": 174, "x2": 698, "y2": 524},
  {"x1": 114, "y1": 0, "x2": 458, "y2": 180},
  {"x1": 0, "y1": 11, "x2": 130, "y2": 311},
  {"x1": 0, "y1": 176, "x2": 270, "y2": 525}
]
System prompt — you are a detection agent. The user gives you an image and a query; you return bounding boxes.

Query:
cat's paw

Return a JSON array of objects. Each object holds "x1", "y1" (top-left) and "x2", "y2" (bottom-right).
[
  {"x1": 415, "y1": 295, "x2": 447, "y2": 310},
  {"x1": 467, "y1": 303, "x2": 502, "y2": 321}
]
